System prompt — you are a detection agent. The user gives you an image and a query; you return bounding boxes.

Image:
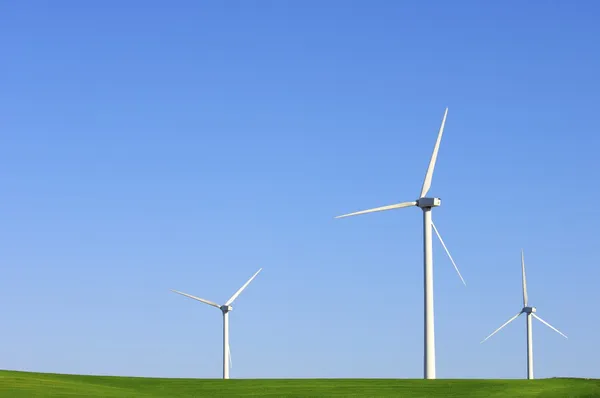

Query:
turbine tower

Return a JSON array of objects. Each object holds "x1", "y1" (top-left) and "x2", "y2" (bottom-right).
[
  {"x1": 171, "y1": 268, "x2": 262, "y2": 379},
  {"x1": 481, "y1": 251, "x2": 567, "y2": 379},
  {"x1": 335, "y1": 108, "x2": 465, "y2": 379}
]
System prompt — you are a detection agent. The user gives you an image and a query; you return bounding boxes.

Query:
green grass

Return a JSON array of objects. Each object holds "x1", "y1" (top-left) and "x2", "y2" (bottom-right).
[{"x1": 0, "y1": 370, "x2": 598, "y2": 397}]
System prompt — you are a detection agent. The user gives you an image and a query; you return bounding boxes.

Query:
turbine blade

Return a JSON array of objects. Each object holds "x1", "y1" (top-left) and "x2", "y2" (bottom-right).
[
  {"x1": 480, "y1": 312, "x2": 522, "y2": 343},
  {"x1": 225, "y1": 268, "x2": 263, "y2": 306},
  {"x1": 419, "y1": 107, "x2": 448, "y2": 198},
  {"x1": 335, "y1": 201, "x2": 417, "y2": 219},
  {"x1": 521, "y1": 249, "x2": 528, "y2": 307},
  {"x1": 171, "y1": 290, "x2": 221, "y2": 309},
  {"x1": 532, "y1": 314, "x2": 568, "y2": 339},
  {"x1": 431, "y1": 221, "x2": 466, "y2": 286}
]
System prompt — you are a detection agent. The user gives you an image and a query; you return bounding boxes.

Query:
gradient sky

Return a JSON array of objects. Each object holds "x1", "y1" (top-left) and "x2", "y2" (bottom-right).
[{"x1": 2, "y1": 1, "x2": 599, "y2": 379}]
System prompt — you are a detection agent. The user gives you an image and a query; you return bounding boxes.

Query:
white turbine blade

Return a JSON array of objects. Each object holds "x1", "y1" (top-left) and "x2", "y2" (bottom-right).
[
  {"x1": 419, "y1": 107, "x2": 448, "y2": 198},
  {"x1": 532, "y1": 314, "x2": 568, "y2": 339},
  {"x1": 431, "y1": 221, "x2": 466, "y2": 286},
  {"x1": 225, "y1": 268, "x2": 263, "y2": 306},
  {"x1": 480, "y1": 312, "x2": 522, "y2": 343},
  {"x1": 171, "y1": 290, "x2": 221, "y2": 309},
  {"x1": 335, "y1": 201, "x2": 417, "y2": 219},
  {"x1": 521, "y1": 249, "x2": 528, "y2": 307}
]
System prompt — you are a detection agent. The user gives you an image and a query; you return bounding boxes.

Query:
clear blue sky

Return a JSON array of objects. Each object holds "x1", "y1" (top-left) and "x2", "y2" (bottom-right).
[{"x1": 1, "y1": 1, "x2": 599, "y2": 379}]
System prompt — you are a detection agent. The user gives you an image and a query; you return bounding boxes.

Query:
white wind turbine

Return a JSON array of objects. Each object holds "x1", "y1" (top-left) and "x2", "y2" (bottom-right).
[
  {"x1": 335, "y1": 108, "x2": 465, "y2": 379},
  {"x1": 171, "y1": 268, "x2": 262, "y2": 379},
  {"x1": 481, "y1": 251, "x2": 567, "y2": 379}
]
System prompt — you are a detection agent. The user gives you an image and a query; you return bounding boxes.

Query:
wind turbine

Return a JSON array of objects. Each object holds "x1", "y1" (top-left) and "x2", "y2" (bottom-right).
[
  {"x1": 481, "y1": 251, "x2": 567, "y2": 379},
  {"x1": 171, "y1": 268, "x2": 262, "y2": 379},
  {"x1": 335, "y1": 108, "x2": 465, "y2": 379}
]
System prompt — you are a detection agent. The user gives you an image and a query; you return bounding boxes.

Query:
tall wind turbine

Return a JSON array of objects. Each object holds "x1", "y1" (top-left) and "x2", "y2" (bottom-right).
[
  {"x1": 171, "y1": 268, "x2": 262, "y2": 379},
  {"x1": 335, "y1": 108, "x2": 465, "y2": 379},
  {"x1": 481, "y1": 251, "x2": 567, "y2": 379}
]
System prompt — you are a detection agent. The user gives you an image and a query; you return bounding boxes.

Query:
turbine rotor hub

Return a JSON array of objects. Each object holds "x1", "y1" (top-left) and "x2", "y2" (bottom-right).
[{"x1": 523, "y1": 306, "x2": 536, "y2": 314}]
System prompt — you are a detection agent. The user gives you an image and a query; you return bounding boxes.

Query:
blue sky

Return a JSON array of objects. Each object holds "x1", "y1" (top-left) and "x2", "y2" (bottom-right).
[{"x1": 1, "y1": 1, "x2": 599, "y2": 379}]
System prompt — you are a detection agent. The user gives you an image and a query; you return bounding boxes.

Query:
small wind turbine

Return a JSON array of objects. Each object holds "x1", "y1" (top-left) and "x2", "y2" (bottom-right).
[
  {"x1": 171, "y1": 268, "x2": 262, "y2": 379},
  {"x1": 481, "y1": 251, "x2": 567, "y2": 379},
  {"x1": 335, "y1": 108, "x2": 465, "y2": 379}
]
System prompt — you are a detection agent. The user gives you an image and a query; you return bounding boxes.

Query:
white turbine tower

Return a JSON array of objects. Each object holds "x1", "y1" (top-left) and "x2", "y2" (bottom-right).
[
  {"x1": 481, "y1": 251, "x2": 567, "y2": 379},
  {"x1": 335, "y1": 108, "x2": 465, "y2": 379},
  {"x1": 171, "y1": 268, "x2": 262, "y2": 379}
]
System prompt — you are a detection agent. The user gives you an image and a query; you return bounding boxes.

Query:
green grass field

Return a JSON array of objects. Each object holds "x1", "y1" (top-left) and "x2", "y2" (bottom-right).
[{"x1": 0, "y1": 370, "x2": 598, "y2": 397}]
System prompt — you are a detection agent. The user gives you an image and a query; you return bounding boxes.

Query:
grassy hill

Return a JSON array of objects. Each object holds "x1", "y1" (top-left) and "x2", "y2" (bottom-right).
[{"x1": 0, "y1": 370, "x2": 598, "y2": 397}]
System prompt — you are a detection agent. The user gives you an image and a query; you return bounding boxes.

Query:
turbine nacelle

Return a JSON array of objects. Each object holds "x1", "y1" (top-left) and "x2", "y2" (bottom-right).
[
  {"x1": 416, "y1": 197, "x2": 441, "y2": 209},
  {"x1": 522, "y1": 306, "x2": 536, "y2": 314},
  {"x1": 220, "y1": 305, "x2": 233, "y2": 313}
]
